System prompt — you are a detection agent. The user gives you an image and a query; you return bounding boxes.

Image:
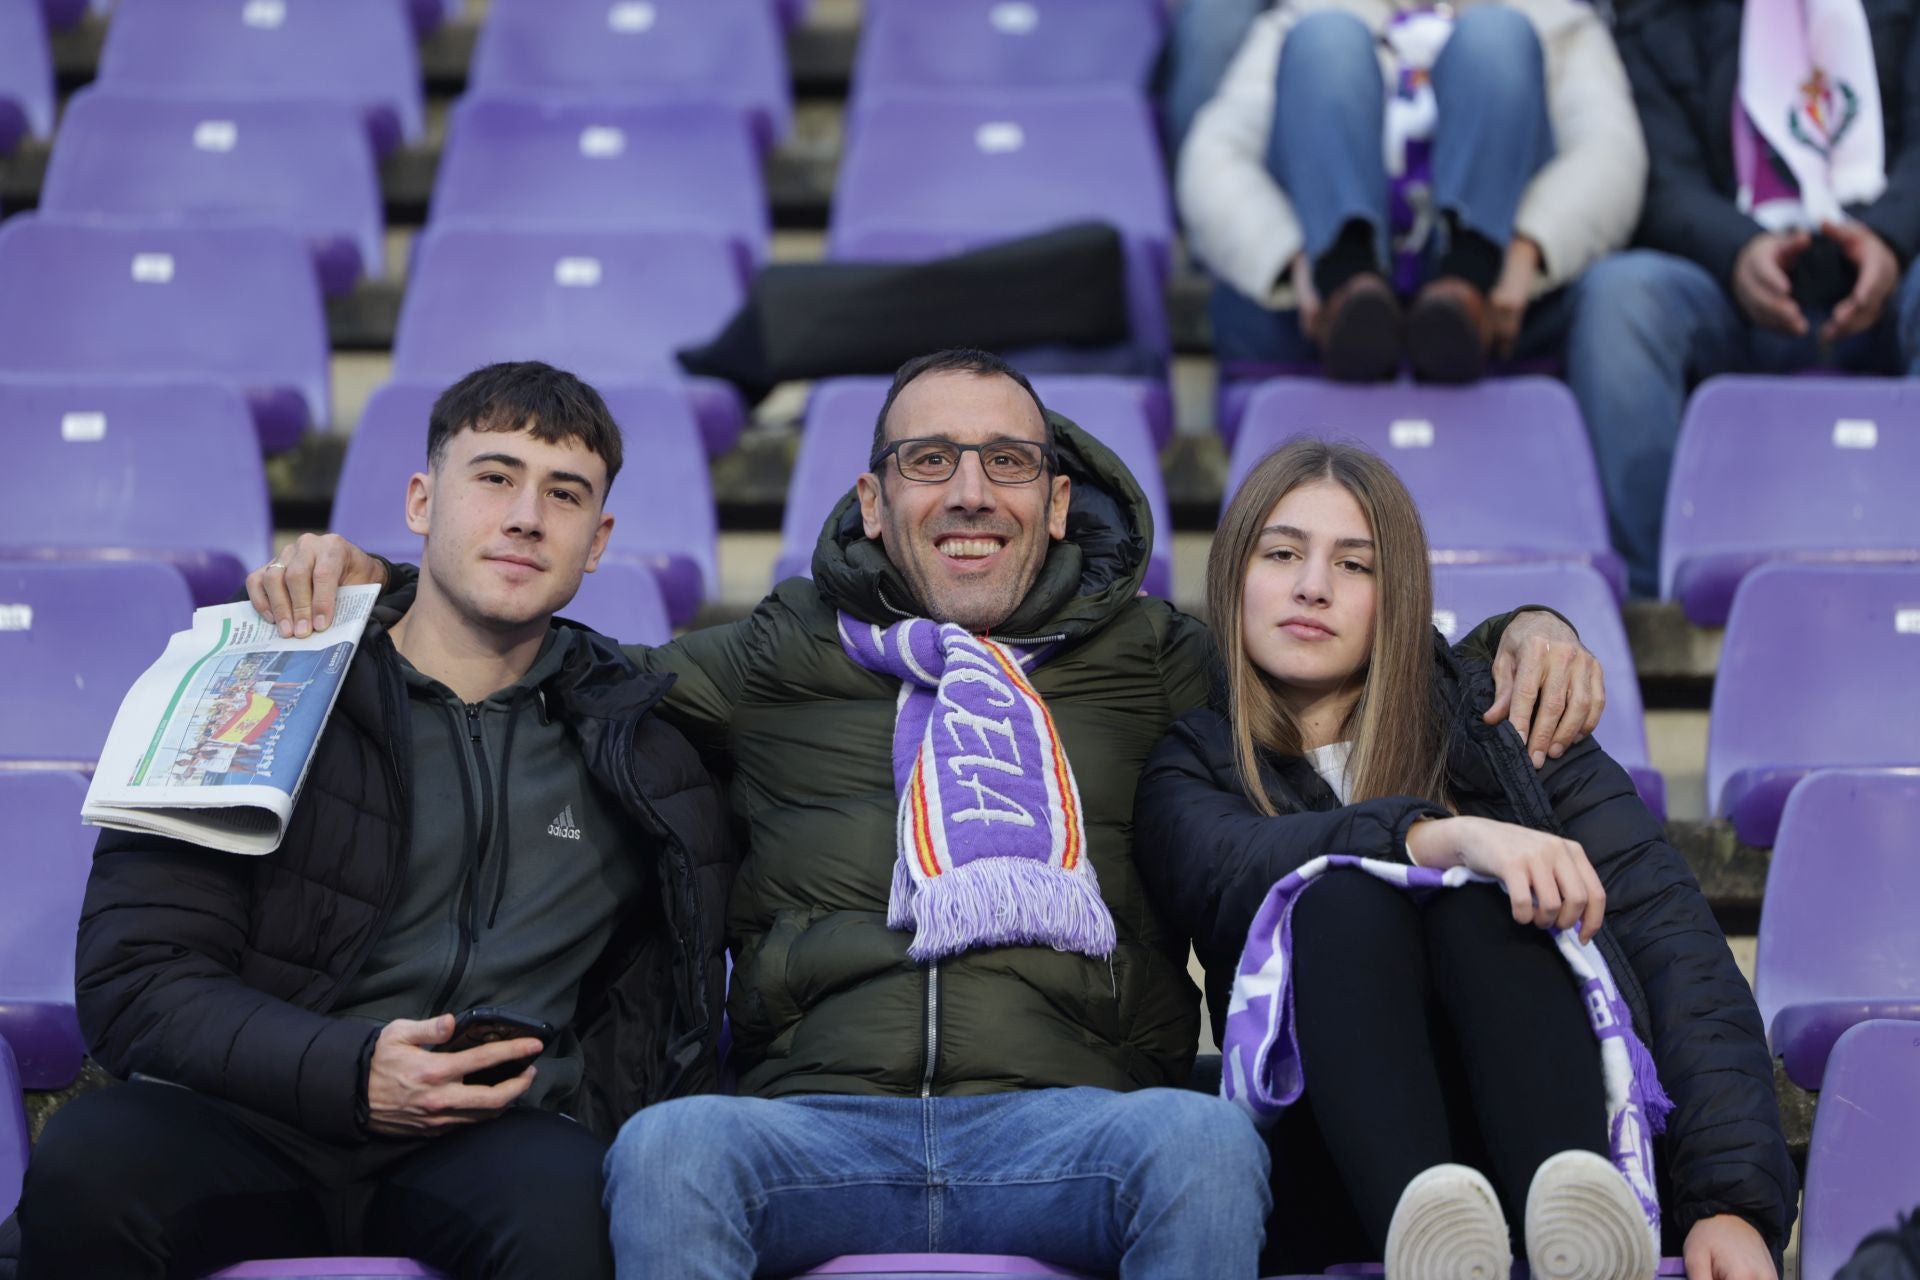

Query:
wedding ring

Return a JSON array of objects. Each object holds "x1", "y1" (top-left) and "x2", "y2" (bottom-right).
[{"x1": 266, "y1": 561, "x2": 286, "y2": 570}]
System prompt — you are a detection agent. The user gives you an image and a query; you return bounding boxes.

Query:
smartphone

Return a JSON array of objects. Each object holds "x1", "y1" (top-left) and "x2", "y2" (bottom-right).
[{"x1": 434, "y1": 1006, "x2": 556, "y2": 1087}]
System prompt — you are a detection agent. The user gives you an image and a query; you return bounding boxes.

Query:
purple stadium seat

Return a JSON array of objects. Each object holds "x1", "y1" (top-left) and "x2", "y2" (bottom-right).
[
  {"x1": 853, "y1": 0, "x2": 1165, "y2": 99},
  {"x1": 41, "y1": 90, "x2": 383, "y2": 296},
  {"x1": 828, "y1": 88, "x2": 1174, "y2": 359},
  {"x1": 1225, "y1": 378, "x2": 1625, "y2": 598},
  {"x1": 0, "y1": 561, "x2": 193, "y2": 770},
  {"x1": 0, "y1": 771, "x2": 92, "y2": 1089},
  {"x1": 1429, "y1": 563, "x2": 1664, "y2": 818},
  {"x1": 1660, "y1": 376, "x2": 1920, "y2": 626},
  {"x1": 40, "y1": 0, "x2": 83, "y2": 29},
  {"x1": 470, "y1": 0, "x2": 792, "y2": 153},
  {"x1": 776, "y1": 376, "x2": 1172, "y2": 598},
  {"x1": 96, "y1": 0, "x2": 423, "y2": 155},
  {"x1": 1754, "y1": 770, "x2": 1920, "y2": 1090},
  {"x1": 1707, "y1": 564, "x2": 1920, "y2": 845},
  {"x1": 1, "y1": 1036, "x2": 26, "y2": 1221},
  {"x1": 790, "y1": 1258, "x2": 1098, "y2": 1279},
  {"x1": 202, "y1": 1262, "x2": 445, "y2": 1279},
  {"x1": 433, "y1": 97, "x2": 769, "y2": 266},
  {"x1": 391, "y1": 227, "x2": 748, "y2": 457},
  {"x1": 0, "y1": 216, "x2": 330, "y2": 452},
  {"x1": 0, "y1": 0, "x2": 54, "y2": 153},
  {"x1": 0, "y1": 379, "x2": 271, "y2": 607},
  {"x1": 333, "y1": 381, "x2": 716, "y2": 624},
  {"x1": 1800, "y1": 1020, "x2": 1920, "y2": 1280}
]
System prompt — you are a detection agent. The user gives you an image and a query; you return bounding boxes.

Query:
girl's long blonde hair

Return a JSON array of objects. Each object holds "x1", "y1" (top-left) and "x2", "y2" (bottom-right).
[{"x1": 1208, "y1": 438, "x2": 1449, "y2": 815}]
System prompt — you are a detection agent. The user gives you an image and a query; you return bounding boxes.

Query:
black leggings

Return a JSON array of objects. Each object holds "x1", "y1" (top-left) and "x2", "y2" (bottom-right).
[{"x1": 1264, "y1": 872, "x2": 1608, "y2": 1271}]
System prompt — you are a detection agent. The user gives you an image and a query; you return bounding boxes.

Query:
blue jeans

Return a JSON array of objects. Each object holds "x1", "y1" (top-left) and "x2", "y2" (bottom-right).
[
  {"x1": 1566, "y1": 248, "x2": 1920, "y2": 596},
  {"x1": 603, "y1": 1089, "x2": 1271, "y2": 1279},
  {"x1": 1213, "y1": 6, "x2": 1555, "y2": 363},
  {"x1": 1161, "y1": 0, "x2": 1270, "y2": 153}
]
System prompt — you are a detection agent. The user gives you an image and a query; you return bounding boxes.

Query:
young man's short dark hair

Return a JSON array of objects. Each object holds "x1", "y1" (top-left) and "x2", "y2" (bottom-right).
[
  {"x1": 870, "y1": 348, "x2": 1051, "y2": 463},
  {"x1": 428, "y1": 362, "x2": 625, "y2": 492}
]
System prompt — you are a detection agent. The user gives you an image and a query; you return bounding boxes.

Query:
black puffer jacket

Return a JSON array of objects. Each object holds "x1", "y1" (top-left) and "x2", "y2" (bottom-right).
[
  {"x1": 1133, "y1": 635, "x2": 1797, "y2": 1257},
  {"x1": 74, "y1": 597, "x2": 732, "y2": 1144}
]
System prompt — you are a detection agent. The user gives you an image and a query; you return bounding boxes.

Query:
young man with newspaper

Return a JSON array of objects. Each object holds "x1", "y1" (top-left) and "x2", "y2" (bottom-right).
[{"x1": 13, "y1": 362, "x2": 729, "y2": 1280}]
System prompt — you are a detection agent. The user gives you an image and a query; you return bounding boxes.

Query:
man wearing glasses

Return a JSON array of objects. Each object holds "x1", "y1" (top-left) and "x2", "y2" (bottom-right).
[{"x1": 250, "y1": 348, "x2": 1603, "y2": 1278}]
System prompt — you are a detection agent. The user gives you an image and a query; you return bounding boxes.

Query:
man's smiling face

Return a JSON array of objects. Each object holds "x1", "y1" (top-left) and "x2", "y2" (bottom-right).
[{"x1": 856, "y1": 369, "x2": 1070, "y2": 633}]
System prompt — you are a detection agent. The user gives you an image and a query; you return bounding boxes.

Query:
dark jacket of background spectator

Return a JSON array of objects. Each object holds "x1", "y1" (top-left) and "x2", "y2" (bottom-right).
[
  {"x1": 74, "y1": 601, "x2": 733, "y2": 1145},
  {"x1": 1133, "y1": 635, "x2": 1798, "y2": 1259},
  {"x1": 1618, "y1": 0, "x2": 1920, "y2": 285}
]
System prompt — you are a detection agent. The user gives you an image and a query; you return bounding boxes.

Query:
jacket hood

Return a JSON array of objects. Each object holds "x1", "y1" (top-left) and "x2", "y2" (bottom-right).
[{"x1": 809, "y1": 409, "x2": 1155, "y2": 642}]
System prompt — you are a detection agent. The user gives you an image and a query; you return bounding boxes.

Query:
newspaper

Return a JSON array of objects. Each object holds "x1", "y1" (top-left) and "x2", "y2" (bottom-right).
[{"x1": 82, "y1": 585, "x2": 381, "y2": 855}]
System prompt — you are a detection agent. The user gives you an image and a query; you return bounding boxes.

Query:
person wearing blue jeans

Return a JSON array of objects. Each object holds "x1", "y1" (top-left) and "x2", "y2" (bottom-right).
[
  {"x1": 604, "y1": 1089, "x2": 1269, "y2": 1279},
  {"x1": 1179, "y1": 0, "x2": 1645, "y2": 383},
  {"x1": 1160, "y1": 0, "x2": 1271, "y2": 153}
]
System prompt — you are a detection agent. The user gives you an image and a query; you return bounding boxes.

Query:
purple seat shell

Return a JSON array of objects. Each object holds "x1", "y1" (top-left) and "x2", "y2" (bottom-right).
[
  {"x1": 0, "y1": 771, "x2": 92, "y2": 1089},
  {"x1": 0, "y1": 1036, "x2": 27, "y2": 1220},
  {"x1": 202, "y1": 1262, "x2": 445, "y2": 1279},
  {"x1": 1799, "y1": 1020, "x2": 1920, "y2": 1280},
  {"x1": 791, "y1": 1257, "x2": 1098, "y2": 1278},
  {"x1": 852, "y1": 0, "x2": 1165, "y2": 99}
]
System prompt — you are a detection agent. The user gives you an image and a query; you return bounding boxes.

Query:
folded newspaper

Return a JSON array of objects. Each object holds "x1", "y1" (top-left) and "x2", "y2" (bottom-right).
[{"x1": 82, "y1": 585, "x2": 381, "y2": 855}]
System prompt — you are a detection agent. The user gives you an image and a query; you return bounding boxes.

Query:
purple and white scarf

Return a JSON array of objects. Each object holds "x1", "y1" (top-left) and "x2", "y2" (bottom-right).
[
  {"x1": 1222, "y1": 855, "x2": 1673, "y2": 1249},
  {"x1": 838, "y1": 615, "x2": 1116, "y2": 964}
]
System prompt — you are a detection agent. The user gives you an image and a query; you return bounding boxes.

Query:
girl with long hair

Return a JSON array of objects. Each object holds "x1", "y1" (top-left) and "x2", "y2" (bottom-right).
[{"x1": 1134, "y1": 440, "x2": 1791, "y2": 1280}]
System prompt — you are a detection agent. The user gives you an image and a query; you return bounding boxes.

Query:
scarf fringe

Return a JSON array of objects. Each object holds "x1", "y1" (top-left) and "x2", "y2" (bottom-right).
[
  {"x1": 901, "y1": 856, "x2": 1117, "y2": 964},
  {"x1": 1626, "y1": 1025, "x2": 1675, "y2": 1135}
]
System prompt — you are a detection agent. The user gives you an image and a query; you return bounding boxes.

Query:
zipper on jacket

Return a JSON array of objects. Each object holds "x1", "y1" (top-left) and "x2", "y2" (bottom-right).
[
  {"x1": 427, "y1": 701, "x2": 494, "y2": 1015},
  {"x1": 919, "y1": 961, "x2": 941, "y2": 1098}
]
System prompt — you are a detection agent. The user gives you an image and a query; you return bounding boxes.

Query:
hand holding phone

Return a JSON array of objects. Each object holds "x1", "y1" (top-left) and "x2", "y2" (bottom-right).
[
  {"x1": 432, "y1": 1006, "x2": 556, "y2": 1086},
  {"x1": 366, "y1": 1011, "x2": 551, "y2": 1138}
]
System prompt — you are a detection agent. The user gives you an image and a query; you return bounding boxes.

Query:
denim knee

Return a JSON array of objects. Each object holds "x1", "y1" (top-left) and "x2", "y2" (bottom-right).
[
  {"x1": 604, "y1": 1096, "x2": 757, "y2": 1202},
  {"x1": 1572, "y1": 250, "x2": 1714, "y2": 353},
  {"x1": 1435, "y1": 7, "x2": 1544, "y2": 98},
  {"x1": 1119, "y1": 1089, "x2": 1271, "y2": 1195},
  {"x1": 1282, "y1": 10, "x2": 1378, "y2": 74}
]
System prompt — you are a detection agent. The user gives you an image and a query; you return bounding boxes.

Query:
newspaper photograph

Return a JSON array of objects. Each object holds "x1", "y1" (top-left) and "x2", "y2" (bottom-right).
[{"x1": 82, "y1": 584, "x2": 381, "y2": 854}]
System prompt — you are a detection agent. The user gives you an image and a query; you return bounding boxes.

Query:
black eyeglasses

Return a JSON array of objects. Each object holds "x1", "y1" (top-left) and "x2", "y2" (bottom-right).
[{"x1": 870, "y1": 437, "x2": 1056, "y2": 485}]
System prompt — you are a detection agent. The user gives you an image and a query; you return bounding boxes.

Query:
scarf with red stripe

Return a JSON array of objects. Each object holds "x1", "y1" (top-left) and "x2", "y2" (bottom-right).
[{"x1": 838, "y1": 614, "x2": 1116, "y2": 963}]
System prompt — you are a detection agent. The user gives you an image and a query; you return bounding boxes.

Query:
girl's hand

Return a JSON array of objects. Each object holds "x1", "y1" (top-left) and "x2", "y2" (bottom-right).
[
  {"x1": 1683, "y1": 1214, "x2": 1776, "y2": 1280},
  {"x1": 1406, "y1": 816, "x2": 1606, "y2": 942}
]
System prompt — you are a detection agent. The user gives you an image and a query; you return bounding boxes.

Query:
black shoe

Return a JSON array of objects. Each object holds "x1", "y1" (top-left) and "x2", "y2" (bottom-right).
[
  {"x1": 1318, "y1": 273, "x2": 1402, "y2": 382},
  {"x1": 1407, "y1": 277, "x2": 1490, "y2": 384}
]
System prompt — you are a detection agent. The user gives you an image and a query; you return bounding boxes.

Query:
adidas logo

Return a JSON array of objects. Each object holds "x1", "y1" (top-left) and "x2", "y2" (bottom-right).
[{"x1": 547, "y1": 804, "x2": 582, "y2": 841}]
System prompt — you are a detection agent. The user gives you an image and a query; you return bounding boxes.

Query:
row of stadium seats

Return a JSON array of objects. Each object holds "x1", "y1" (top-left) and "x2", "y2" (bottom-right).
[{"x1": 6, "y1": 766, "x2": 1917, "y2": 1278}]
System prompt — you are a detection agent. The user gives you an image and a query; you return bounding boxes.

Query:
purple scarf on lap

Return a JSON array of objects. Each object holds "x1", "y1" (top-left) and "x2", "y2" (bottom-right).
[
  {"x1": 1222, "y1": 855, "x2": 1672, "y2": 1248},
  {"x1": 838, "y1": 614, "x2": 1115, "y2": 963}
]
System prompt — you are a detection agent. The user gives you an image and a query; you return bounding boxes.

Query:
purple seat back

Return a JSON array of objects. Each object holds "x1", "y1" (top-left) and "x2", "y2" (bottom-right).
[
  {"x1": 0, "y1": 0, "x2": 54, "y2": 152},
  {"x1": 1226, "y1": 378, "x2": 1624, "y2": 598},
  {"x1": 40, "y1": 0, "x2": 84, "y2": 30},
  {"x1": 0, "y1": 379, "x2": 271, "y2": 606},
  {"x1": 1800, "y1": 1020, "x2": 1920, "y2": 1280},
  {"x1": 853, "y1": 0, "x2": 1165, "y2": 98},
  {"x1": 0, "y1": 771, "x2": 91, "y2": 1089},
  {"x1": 43, "y1": 89, "x2": 385, "y2": 295},
  {"x1": 470, "y1": 0, "x2": 792, "y2": 152},
  {"x1": 202, "y1": 1262, "x2": 446, "y2": 1279},
  {"x1": 0, "y1": 1036, "x2": 27, "y2": 1220},
  {"x1": 1661, "y1": 376, "x2": 1920, "y2": 626},
  {"x1": 778, "y1": 376, "x2": 1171, "y2": 598},
  {"x1": 391, "y1": 227, "x2": 748, "y2": 456},
  {"x1": 1754, "y1": 770, "x2": 1920, "y2": 1090},
  {"x1": 434, "y1": 97, "x2": 770, "y2": 266},
  {"x1": 0, "y1": 561, "x2": 193, "y2": 769},
  {"x1": 97, "y1": 0, "x2": 423, "y2": 154},
  {"x1": 0, "y1": 216, "x2": 329, "y2": 452},
  {"x1": 1707, "y1": 564, "x2": 1920, "y2": 845},
  {"x1": 791, "y1": 1257, "x2": 1098, "y2": 1278},
  {"x1": 1429, "y1": 563, "x2": 1662, "y2": 818},
  {"x1": 334, "y1": 381, "x2": 716, "y2": 625},
  {"x1": 828, "y1": 88, "x2": 1173, "y2": 357}
]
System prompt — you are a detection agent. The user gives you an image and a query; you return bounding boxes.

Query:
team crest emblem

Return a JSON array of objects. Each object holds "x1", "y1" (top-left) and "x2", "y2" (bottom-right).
[{"x1": 1789, "y1": 67, "x2": 1861, "y2": 156}]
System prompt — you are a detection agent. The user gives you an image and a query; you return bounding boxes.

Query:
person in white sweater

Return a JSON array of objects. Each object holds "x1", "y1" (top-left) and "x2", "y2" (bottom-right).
[{"x1": 1179, "y1": 0, "x2": 1647, "y2": 384}]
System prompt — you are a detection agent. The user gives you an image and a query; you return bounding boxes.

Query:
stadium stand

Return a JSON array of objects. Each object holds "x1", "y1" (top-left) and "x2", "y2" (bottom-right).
[
  {"x1": 334, "y1": 380, "x2": 717, "y2": 625},
  {"x1": 0, "y1": 771, "x2": 92, "y2": 1090},
  {"x1": 850, "y1": 0, "x2": 1164, "y2": 100},
  {"x1": 0, "y1": 217, "x2": 330, "y2": 452},
  {"x1": 0, "y1": 560, "x2": 192, "y2": 771},
  {"x1": 1226, "y1": 378, "x2": 1626, "y2": 599},
  {"x1": 470, "y1": 0, "x2": 794, "y2": 154},
  {"x1": 0, "y1": 379, "x2": 271, "y2": 607},
  {"x1": 432, "y1": 96, "x2": 770, "y2": 266},
  {"x1": 41, "y1": 89, "x2": 384, "y2": 296},
  {"x1": 1707, "y1": 563, "x2": 1920, "y2": 846},
  {"x1": 1755, "y1": 770, "x2": 1920, "y2": 1091},
  {"x1": 390, "y1": 225, "x2": 749, "y2": 456},
  {"x1": 1661, "y1": 375, "x2": 1920, "y2": 626},
  {"x1": 1429, "y1": 562, "x2": 1664, "y2": 818},
  {"x1": 1799, "y1": 1020, "x2": 1920, "y2": 1280},
  {"x1": 0, "y1": 1038, "x2": 25, "y2": 1221},
  {"x1": 0, "y1": 0, "x2": 54, "y2": 155}
]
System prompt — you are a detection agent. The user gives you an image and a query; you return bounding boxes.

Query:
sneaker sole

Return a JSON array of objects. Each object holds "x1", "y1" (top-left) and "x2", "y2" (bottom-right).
[
  {"x1": 1384, "y1": 1163, "x2": 1512, "y2": 1280},
  {"x1": 1525, "y1": 1150, "x2": 1658, "y2": 1280}
]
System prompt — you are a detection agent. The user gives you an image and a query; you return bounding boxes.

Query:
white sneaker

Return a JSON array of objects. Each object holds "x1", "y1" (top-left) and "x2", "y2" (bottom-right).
[
  {"x1": 1524, "y1": 1149, "x2": 1658, "y2": 1280},
  {"x1": 1383, "y1": 1162, "x2": 1513, "y2": 1280}
]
